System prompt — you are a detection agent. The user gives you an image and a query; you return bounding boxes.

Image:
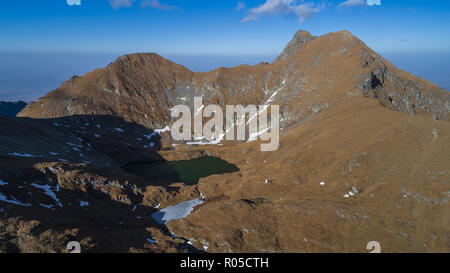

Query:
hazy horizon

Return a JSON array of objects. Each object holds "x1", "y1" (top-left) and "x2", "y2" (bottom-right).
[
  {"x1": 0, "y1": 50, "x2": 449, "y2": 102},
  {"x1": 2, "y1": 1, "x2": 450, "y2": 102}
]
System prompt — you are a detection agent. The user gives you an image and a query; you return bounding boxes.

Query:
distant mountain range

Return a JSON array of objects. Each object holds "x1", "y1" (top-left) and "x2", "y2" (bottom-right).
[{"x1": 0, "y1": 101, "x2": 27, "y2": 117}]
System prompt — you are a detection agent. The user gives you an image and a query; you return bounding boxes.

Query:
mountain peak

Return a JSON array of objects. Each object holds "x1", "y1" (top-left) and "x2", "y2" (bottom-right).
[
  {"x1": 113, "y1": 52, "x2": 167, "y2": 65},
  {"x1": 293, "y1": 30, "x2": 313, "y2": 38},
  {"x1": 274, "y1": 30, "x2": 316, "y2": 62}
]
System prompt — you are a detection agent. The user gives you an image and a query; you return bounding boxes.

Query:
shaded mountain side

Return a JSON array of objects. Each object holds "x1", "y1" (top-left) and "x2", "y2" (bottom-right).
[
  {"x1": 0, "y1": 115, "x2": 204, "y2": 252},
  {"x1": 0, "y1": 101, "x2": 27, "y2": 117},
  {"x1": 0, "y1": 122, "x2": 203, "y2": 252},
  {"x1": 18, "y1": 30, "x2": 449, "y2": 129},
  {"x1": 0, "y1": 115, "x2": 163, "y2": 168}
]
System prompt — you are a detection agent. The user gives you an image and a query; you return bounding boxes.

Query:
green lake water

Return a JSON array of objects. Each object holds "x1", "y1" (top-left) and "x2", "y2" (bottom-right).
[{"x1": 123, "y1": 156, "x2": 239, "y2": 185}]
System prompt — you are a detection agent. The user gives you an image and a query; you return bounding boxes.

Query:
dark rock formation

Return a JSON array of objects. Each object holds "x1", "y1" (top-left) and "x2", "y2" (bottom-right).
[{"x1": 0, "y1": 101, "x2": 27, "y2": 117}]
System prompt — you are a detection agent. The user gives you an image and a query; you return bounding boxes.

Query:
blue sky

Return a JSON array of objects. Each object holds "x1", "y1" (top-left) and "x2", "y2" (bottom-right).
[
  {"x1": 1, "y1": 0, "x2": 449, "y2": 55},
  {"x1": 1, "y1": 1, "x2": 450, "y2": 102}
]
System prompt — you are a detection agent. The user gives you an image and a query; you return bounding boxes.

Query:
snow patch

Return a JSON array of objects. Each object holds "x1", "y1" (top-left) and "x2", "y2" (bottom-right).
[
  {"x1": 343, "y1": 187, "x2": 359, "y2": 198},
  {"x1": 144, "y1": 126, "x2": 171, "y2": 140},
  {"x1": 186, "y1": 138, "x2": 223, "y2": 146},
  {"x1": 144, "y1": 142, "x2": 155, "y2": 148},
  {"x1": 39, "y1": 203, "x2": 54, "y2": 209},
  {"x1": 8, "y1": 152, "x2": 35, "y2": 158},
  {"x1": 31, "y1": 183, "x2": 63, "y2": 207},
  {"x1": 195, "y1": 105, "x2": 205, "y2": 116},
  {"x1": 151, "y1": 198, "x2": 204, "y2": 225},
  {"x1": 247, "y1": 126, "x2": 271, "y2": 142},
  {"x1": 67, "y1": 142, "x2": 82, "y2": 148},
  {"x1": 155, "y1": 126, "x2": 171, "y2": 134},
  {"x1": 0, "y1": 192, "x2": 31, "y2": 207}
]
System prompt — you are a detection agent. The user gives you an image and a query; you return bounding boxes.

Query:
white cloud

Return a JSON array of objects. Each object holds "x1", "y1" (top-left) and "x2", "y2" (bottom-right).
[
  {"x1": 236, "y1": 2, "x2": 247, "y2": 11},
  {"x1": 108, "y1": 0, "x2": 136, "y2": 10},
  {"x1": 367, "y1": 0, "x2": 381, "y2": 6},
  {"x1": 338, "y1": 0, "x2": 366, "y2": 7},
  {"x1": 338, "y1": 0, "x2": 381, "y2": 7},
  {"x1": 141, "y1": 0, "x2": 179, "y2": 11},
  {"x1": 66, "y1": 0, "x2": 81, "y2": 6},
  {"x1": 242, "y1": 0, "x2": 322, "y2": 23}
]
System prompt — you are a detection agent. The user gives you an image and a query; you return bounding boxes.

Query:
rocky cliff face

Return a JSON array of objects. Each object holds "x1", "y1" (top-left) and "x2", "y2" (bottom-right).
[{"x1": 3, "y1": 30, "x2": 449, "y2": 253}]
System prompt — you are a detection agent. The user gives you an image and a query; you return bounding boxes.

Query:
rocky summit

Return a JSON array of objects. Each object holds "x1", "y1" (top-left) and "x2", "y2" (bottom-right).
[{"x1": 1, "y1": 30, "x2": 449, "y2": 253}]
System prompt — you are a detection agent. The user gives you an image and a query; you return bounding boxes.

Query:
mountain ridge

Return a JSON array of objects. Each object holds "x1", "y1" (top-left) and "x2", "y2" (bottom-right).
[{"x1": 18, "y1": 30, "x2": 449, "y2": 128}]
